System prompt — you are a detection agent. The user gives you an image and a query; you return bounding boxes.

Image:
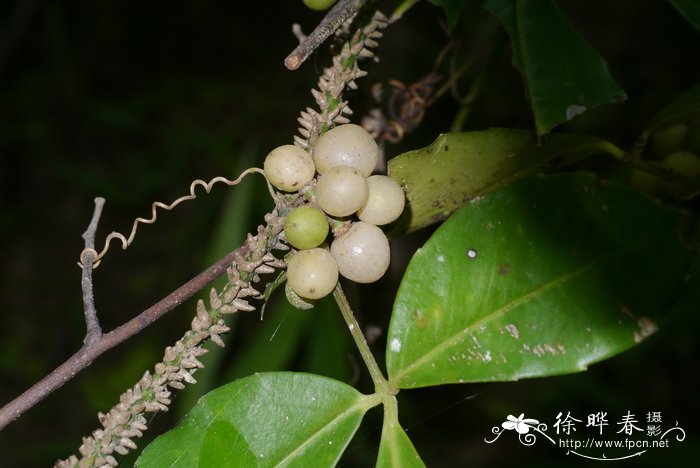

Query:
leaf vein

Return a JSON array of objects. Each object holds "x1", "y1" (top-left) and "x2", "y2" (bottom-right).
[
  {"x1": 272, "y1": 395, "x2": 373, "y2": 467},
  {"x1": 392, "y1": 234, "x2": 668, "y2": 385}
]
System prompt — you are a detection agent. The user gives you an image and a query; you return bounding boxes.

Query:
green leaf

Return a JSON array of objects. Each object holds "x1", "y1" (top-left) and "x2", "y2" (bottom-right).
[
  {"x1": 643, "y1": 83, "x2": 700, "y2": 135},
  {"x1": 668, "y1": 0, "x2": 700, "y2": 31},
  {"x1": 387, "y1": 173, "x2": 694, "y2": 389},
  {"x1": 388, "y1": 129, "x2": 625, "y2": 234},
  {"x1": 390, "y1": 0, "x2": 419, "y2": 21},
  {"x1": 429, "y1": 0, "x2": 465, "y2": 29},
  {"x1": 137, "y1": 373, "x2": 380, "y2": 467},
  {"x1": 484, "y1": 0, "x2": 627, "y2": 135},
  {"x1": 376, "y1": 422, "x2": 425, "y2": 468},
  {"x1": 390, "y1": 0, "x2": 465, "y2": 29},
  {"x1": 376, "y1": 397, "x2": 424, "y2": 467}
]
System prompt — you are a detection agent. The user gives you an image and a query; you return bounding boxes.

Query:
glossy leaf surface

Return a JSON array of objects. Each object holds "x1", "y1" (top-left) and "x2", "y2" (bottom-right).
[
  {"x1": 484, "y1": 0, "x2": 626, "y2": 135},
  {"x1": 138, "y1": 373, "x2": 378, "y2": 466},
  {"x1": 376, "y1": 420, "x2": 425, "y2": 468},
  {"x1": 642, "y1": 83, "x2": 700, "y2": 135},
  {"x1": 387, "y1": 173, "x2": 694, "y2": 388},
  {"x1": 388, "y1": 129, "x2": 624, "y2": 233}
]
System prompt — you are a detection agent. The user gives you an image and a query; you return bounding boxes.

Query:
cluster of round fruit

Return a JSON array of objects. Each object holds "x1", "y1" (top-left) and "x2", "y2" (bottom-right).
[
  {"x1": 263, "y1": 124, "x2": 405, "y2": 300},
  {"x1": 632, "y1": 120, "x2": 700, "y2": 198}
]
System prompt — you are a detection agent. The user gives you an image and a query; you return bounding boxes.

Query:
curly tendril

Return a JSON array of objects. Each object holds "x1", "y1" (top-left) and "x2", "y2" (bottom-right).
[{"x1": 79, "y1": 168, "x2": 276, "y2": 268}]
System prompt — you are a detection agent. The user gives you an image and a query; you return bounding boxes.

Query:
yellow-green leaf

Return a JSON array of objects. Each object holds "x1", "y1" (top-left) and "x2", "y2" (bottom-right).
[{"x1": 388, "y1": 129, "x2": 624, "y2": 234}]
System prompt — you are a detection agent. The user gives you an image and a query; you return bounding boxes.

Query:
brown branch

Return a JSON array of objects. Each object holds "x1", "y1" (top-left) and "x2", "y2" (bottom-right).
[
  {"x1": 284, "y1": 0, "x2": 369, "y2": 70},
  {"x1": 80, "y1": 197, "x2": 105, "y2": 346},
  {"x1": 0, "y1": 243, "x2": 248, "y2": 431}
]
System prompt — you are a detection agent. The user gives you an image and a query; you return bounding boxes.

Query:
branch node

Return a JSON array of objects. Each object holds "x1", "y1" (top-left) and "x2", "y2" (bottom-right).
[
  {"x1": 284, "y1": 0, "x2": 369, "y2": 70},
  {"x1": 81, "y1": 198, "x2": 105, "y2": 344}
]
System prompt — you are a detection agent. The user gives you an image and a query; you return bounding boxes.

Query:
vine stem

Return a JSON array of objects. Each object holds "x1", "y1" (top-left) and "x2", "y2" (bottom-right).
[
  {"x1": 0, "y1": 242, "x2": 248, "y2": 431},
  {"x1": 333, "y1": 283, "x2": 395, "y2": 396},
  {"x1": 80, "y1": 197, "x2": 104, "y2": 346},
  {"x1": 333, "y1": 283, "x2": 403, "y2": 455}
]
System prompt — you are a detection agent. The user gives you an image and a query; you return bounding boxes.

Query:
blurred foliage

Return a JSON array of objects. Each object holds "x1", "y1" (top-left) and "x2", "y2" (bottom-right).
[
  {"x1": 484, "y1": 0, "x2": 627, "y2": 135},
  {"x1": 0, "y1": 0, "x2": 698, "y2": 466}
]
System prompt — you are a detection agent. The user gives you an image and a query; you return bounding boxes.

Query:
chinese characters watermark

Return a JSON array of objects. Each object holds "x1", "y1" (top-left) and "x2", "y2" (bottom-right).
[{"x1": 485, "y1": 410, "x2": 686, "y2": 461}]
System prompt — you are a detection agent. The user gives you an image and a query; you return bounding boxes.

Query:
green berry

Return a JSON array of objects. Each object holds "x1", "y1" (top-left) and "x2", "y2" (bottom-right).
[
  {"x1": 316, "y1": 165, "x2": 368, "y2": 217},
  {"x1": 264, "y1": 144, "x2": 315, "y2": 192},
  {"x1": 284, "y1": 206, "x2": 329, "y2": 249},
  {"x1": 357, "y1": 175, "x2": 406, "y2": 225},
  {"x1": 287, "y1": 248, "x2": 338, "y2": 300},
  {"x1": 313, "y1": 124, "x2": 379, "y2": 177},
  {"x1": 303, "y1": 0, "x2": 337, "y2": 11}
]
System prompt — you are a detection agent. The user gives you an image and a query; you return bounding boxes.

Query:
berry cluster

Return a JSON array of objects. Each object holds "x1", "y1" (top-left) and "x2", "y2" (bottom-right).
[
  {"x1": 651, "y1": 121, "x2": 700, "y2": 197},
  {"x1": 263, "y1": 124, "x2": 405, "y2": 300},
  {"x1": 632, "y1": 120, "x2": 700, "y2": 199}
]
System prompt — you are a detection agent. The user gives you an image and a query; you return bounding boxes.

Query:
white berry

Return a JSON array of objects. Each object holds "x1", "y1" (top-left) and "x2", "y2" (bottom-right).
[
  {"x1": 331, "y1": 222, "x2": 390, "y2": 283},
  {"x1": 313, "y1": 124, "x2": 379, "y2": 177},
  {"x1": 316, "y1": 166, "x2": 368, "y2": 217},
  {"x1": 357, "y1": 175, "x2": 406, "y2": 225},
  {"x1": 264, "y1": 144, "x2": 315, "y2": 192},
  {"x1": 287, "y1": 248, "x2": 339, "y2": 300}
]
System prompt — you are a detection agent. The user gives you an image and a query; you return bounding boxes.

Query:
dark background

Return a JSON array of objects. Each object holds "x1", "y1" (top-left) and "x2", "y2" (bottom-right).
[{"x1": 0, "y1": 1, "x2": 698, "y2": 466}]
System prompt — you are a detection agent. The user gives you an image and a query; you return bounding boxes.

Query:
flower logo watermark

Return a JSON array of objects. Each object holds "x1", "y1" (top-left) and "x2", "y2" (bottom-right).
[
  {"x1": 486, "y1": 413, "x2": 555, "y2": 447},
  {"x1": 502, "y1": 413, "x2": 539, "y2": 434}
]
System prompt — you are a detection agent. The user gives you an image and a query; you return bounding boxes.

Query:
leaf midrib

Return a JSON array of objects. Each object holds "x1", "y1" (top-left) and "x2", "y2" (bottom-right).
[
  {"x1": 390, "y1": 233, "x2": 671, "y2": 386},
  {"x1": 272, "y1": 394, "x2": 376, "y2": 467}
]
